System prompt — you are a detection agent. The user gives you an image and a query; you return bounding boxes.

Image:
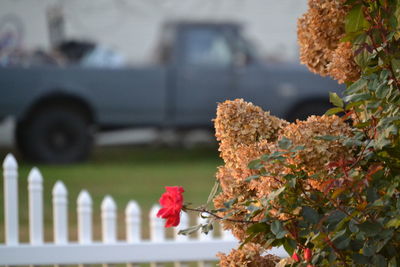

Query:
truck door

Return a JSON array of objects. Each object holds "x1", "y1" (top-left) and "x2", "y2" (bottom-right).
[{"x1": 174, "y1": 26, "x2": 235, "y2": 126}]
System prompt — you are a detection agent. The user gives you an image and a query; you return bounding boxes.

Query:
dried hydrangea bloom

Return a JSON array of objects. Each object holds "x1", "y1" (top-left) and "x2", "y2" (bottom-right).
[
  {"x1": 214, "y1": 99, "x2": 287, "y2": 149},
  {"x1": 213, "y1": 100, "x2": 354, "y2": 242},
  {"x1": 218, "y1": 243, "x2": 280, "y2": 267},
  {"x1": 297, "y1": 0, "x2": 350, "y2": 77},
  {"x1": 283, "y1": 115, "x2": 353, "y2": 176},
  {"x1": 328, "y1": 42, "x2": 360, "y2": 83}
]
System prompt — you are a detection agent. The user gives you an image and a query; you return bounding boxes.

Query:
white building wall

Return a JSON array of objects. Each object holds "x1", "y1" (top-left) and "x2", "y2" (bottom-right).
[{"x1": 0, "y1": 0, "x2": 307, "y2": 64}]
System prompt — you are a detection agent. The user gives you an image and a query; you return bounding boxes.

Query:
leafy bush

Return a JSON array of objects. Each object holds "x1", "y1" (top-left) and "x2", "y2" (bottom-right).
[{"x1": 161, "y1": 1, "x2": 400, "y2": 266}]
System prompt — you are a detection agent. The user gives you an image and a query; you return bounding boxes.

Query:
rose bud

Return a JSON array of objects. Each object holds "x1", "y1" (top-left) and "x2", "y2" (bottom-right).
[
  {"x1": 292, "y1": 252, "x2": 300, "y2": 262},
  {"x1": 304, "y1": 248, "x2": 312, "y2": 262}
]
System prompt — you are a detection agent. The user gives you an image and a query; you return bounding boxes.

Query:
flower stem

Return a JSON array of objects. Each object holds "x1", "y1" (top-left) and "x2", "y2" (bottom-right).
[{"x1": 184, "y1": 207, "x2": 256, "y2": 224}]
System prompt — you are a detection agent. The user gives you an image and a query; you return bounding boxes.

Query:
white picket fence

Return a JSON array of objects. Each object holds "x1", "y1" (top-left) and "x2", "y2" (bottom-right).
[{"x1": 0, "y1": 153, "x2": 287, "y2": 265}]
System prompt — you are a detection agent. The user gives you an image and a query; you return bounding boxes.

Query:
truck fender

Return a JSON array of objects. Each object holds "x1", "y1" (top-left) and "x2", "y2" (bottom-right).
[{"x1": 19, "y1": 89, "x2": 96, "y2": 124}]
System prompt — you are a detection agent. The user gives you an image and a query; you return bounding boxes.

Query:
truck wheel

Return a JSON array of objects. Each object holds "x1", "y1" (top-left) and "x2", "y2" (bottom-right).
[
  {"x1": 18, "y1": 107, "x2": 93, "y2": 163},
  {"x1": 286, "y1": 101, "x2": 331, "y2": 122}
]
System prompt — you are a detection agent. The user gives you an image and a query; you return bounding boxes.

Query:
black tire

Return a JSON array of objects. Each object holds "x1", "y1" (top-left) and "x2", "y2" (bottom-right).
[
  {"x1": 286, "y1": 101, "x2": 332, "y2": 122},
  {"x1": 17, "y1": 106, "x2": 93, "y2": 163}
]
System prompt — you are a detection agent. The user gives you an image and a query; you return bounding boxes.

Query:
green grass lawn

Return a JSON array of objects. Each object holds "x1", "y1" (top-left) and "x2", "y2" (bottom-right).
[{"x1": 0, "y1": 145, "x2": 223, "y2": 243}]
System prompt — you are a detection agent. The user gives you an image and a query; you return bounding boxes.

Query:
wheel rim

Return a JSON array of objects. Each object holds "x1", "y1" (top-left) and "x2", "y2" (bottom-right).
[{"x1": 45, "y1": 122, "x2": 79, "y2": 154}]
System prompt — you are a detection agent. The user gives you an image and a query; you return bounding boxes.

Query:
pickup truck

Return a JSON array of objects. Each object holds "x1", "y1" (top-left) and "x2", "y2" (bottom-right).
[{"x1": 0, "y1": 22, "x2": 342, "y2": 163}]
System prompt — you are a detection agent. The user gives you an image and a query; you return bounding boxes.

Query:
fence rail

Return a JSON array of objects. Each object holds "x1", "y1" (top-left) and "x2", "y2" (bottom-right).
[{"x1": 0, "y1": 153, "x2": 287, "y2": 265}]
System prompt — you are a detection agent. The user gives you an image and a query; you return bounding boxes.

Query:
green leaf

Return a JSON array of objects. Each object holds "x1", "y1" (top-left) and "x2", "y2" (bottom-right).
[
  {"x1": 301, "y1": 206, "x2": 320, "y2": 225},
  {"x1": 373, "y1": 254, "x2": 387, "y2": 267},
  {"x1": 331, "y1": 229, "x2": 347, "y2": 242},
  {"x1": 207, "y1": 181, "x2": 219, "y2": 205},
  {"x1": 391, "y1": 58, "x2": 400, "y2": 77},
  {"x1": 245, "y1": 175, "x2": 260, "y2": 182},
  {"x1": 358, "y1": 221, "x2": 381, "y2": 237},
  {"x1": 278, "y1": 137, "x2": 292, "y2": 150},
  {"x1": 345, "y1": 100, "x2": 363, "y2": 110},
  {"x1": 325, "y1": 107, "x2": 344, "y2": 116},
  {"x1": 345, "y1": 4, "x2": 369, "y2": 33},
  {"x1": 376, "y1": 84, "x2": 390, "y2": 99},
  {"x1": 352, "y1": 254, "x2": 370, "y2": 264},
  {"x1": 389, "y1": 14, "x2": 398, "y2": 29},
  {"x1": 329, "y1": 92, "x2": 344, "y2": 108},
  {"x1": 224, "y1": 198, "x2": 237, "y2": 209},
  {"x1": 346, "y1": 78, "x2": 368, "y2": 94},
  {"x1": 291, "y1": 145, "x2": 305, "y2": 152},
  {"x1": 336, "y1": 237, "x2": 351, "y2": 249},
  {"x1": 283, "y1": 238, "x2": 297, "y2": 255},
  {"x1": 344, "y1": 92, "x2": 371, "y2": 102},
  {"x1": 271, "y1": 220, "x2": 288, "y2": 239},
  {"x1": 314, "y1": 135, "x2": 340, "y2": 141},
  {"x1": 349, "y1": 219, "x2": 359, "y2": 233},
  {"x1": 267, "y1": 187, "x2": 286, "y2": 202},
  {"x1": 178, "y1": 224, "x2": 202, "y2": 235},
  {"x1": 201, "y1": 222, "x2": 213, "y2": 234},
  {"x1": 385, "y1": 217, "x2": 400, "y2": 228},
  {"x1": 248, "y1": 159, "x2": 263, "y2": 170},
  {"x1": 327, "y1": 210, "x2": 346, "y2": 225},
  {"x1": 246, "y1": 223, "x2": 269, "y2": 234},
  {"x1": 362, "y1": 242, "x2": 376, "y2": 256},
  {"x1": 288, "y1": 177, "x2": 297, "y2": 188}
]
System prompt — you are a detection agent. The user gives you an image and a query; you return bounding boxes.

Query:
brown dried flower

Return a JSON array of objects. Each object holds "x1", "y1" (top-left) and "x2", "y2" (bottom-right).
[
  {"x1": 297, "y1": 0, "x2": 354, "y2": 82},
  {"x1": 328, "y1": 42, "x2": 360, "y2": 83},
  {"x1": 218, "y1": 243, "x2": 280, "y2": 267},
  {"x1": 283, "y1": 114, "x2": 353, "y2": 175}
]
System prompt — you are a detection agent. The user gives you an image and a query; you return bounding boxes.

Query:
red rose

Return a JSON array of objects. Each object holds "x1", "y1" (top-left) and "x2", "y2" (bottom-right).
[
  {"x1": 292, "y1": 252, "x2": 300, "y2": 262},
  {"x1": 157, "y1": 186, "x2": 184, "y2": 227},
  {"x1": 304, "y1": 248, "x2": 312, "y2": 262}
]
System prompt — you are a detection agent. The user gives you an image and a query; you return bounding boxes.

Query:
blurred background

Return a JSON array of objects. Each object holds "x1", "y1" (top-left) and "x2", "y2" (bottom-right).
[{"x1": 0, "y1": 0, "x2": 335, "y2": 249}]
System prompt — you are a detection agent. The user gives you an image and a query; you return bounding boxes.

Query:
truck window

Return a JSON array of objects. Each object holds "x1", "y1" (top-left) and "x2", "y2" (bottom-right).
[{"x1": 183, "y1": 28, "x2": 232, "y2": 66}]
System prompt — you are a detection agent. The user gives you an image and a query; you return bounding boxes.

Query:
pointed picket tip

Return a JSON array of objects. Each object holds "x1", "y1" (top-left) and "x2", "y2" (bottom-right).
[
  {"x1": 125, "y1": 200, "x2": 141, "y2": 216},
  {"x1": 101, "y1": 195, "x2": 116, "y2": 211},
  {"x1": 150, "y1": 204, "x2": 161, "y2": 218},
  {"x1": 28, "y1": 167, "x2": 43, "y2": 183},
  {"x1": 77, "y1": 190, "x2": 92, "y2": 206},
  {"x1": 197, "y1": 212, "x2": 209, "y2": 223},
  {"x1": 3, "y1": 153, "x2": 17, "y2": 169},
  {"x1": 52, "y1": 181, "x2": 68, "y2": 196}
]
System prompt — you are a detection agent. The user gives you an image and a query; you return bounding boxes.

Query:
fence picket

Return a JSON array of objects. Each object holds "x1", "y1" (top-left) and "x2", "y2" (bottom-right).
[
  {"x1": 125, "y1": 201, "x2": 141, "y2": 267},
  {"x1": 125, "y1": 201, "x2": 141, "y2": 243},
  {"x1": 174, "y1": 212, "x2": 189, "y2": 267},
  {"x1": 174, "y1": 212, "x2": 189, "y2": 242},
  {"x1": 150, "y1": 204, "x2": 165, "y2": 267},
  {"x1": 3, "y1": 153, "x2": 19, "y2": 245},
  {"x1": 77, "y1": 190, "x2": 93, "y2": 244},
  {"x1": 222, "y1": 229, "x2": 235, "y2": 241},
  {"x1": 101, "y1": 195, "x2": 117, "y2": 244},
  {"x1": 28, "y1": 167, "x2": 44, "y2": 245},
  {"x1": 150, "y1": 204, "x2": 165, "y2": 242},
  {"x1": 197, "y1": 214, "x2": 212, "y2": 267},
  {"x1": 52, "y1": 181, "x2": 68, "y2": 244}
]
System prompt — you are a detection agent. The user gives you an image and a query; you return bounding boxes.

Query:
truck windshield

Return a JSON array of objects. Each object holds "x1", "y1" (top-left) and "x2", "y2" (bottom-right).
[{"x1": 183, "y1": 28, "x2": 232, "y2": 66}]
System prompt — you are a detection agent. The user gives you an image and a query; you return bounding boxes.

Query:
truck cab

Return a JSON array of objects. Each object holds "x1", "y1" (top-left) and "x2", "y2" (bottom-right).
[{"x1": 162, "y1": 22, "x2": 340, "y2": 126}]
